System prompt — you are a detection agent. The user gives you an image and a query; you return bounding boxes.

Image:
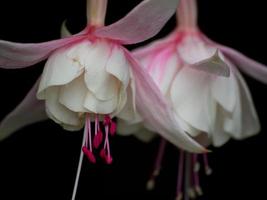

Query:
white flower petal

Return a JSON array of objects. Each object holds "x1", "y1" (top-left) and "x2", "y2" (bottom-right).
[
  {"x1": 83, "y1": 90, "x2": 118, "y2": 114},
  {"x1": 145, "y1": 49, "x2": 179, "y2": 95},
  {"x1": 106, "y1": 46, "x2": 130, "y2": 89},
  {"x1": 224, "y1": 68, "x2": 260, "y2": 139},
  {"x1": 116, "y1": 78, "x2": 140, "y2": 123},
  {"x1": 211, "y1": 106, "x2": 231, "y2": 147},
  {"x1": 170, "y1": 67, "x2": 215, "y2": 133},
  {"x1": 37, "y1": 43, "x2": 87, "y2": 98},
  {"x1": 83, "y1": 41, "x2": 118, "y2": 100},
  {"x1": 59, "y1": 75, "x2": 88, "y2": 113},
  {"x1": 45, "y1": 86, "x2": 82, "y2": 127},
  {"x1": 178, "y1": 35, "x2": 216, "y2": 64},
  {"x1": 212, "y1": 65, "x2": 238, "y2": 113},
  {"x1": 134, "y1": 129, "x2": 156, "y2": 143}
]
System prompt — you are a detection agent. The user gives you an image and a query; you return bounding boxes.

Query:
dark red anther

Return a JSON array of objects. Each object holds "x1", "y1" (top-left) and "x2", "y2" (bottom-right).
[
  {"x1": 93, "y1": 131, "x2": 103, "y2": 149},
  {"x1": 104, "y1": 115, "x2": 111, "y2": 126},
  {"x1": 105, "y1": 155, "x2": 113, "y2": 165},
  {"x1": 110, "y1": 122, "x2": 116, "y2": 136},
  {"x1": 82, "y1": 146, "x2": 96, "y2": 164},
  {"x1": 100, "y1": 149, "x2": 106, "y2": 160}
]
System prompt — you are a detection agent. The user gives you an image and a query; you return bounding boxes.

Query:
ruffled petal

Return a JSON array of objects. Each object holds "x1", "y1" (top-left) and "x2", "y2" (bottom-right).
[
  {"x1": 84, "y1": 91, "x2": 118, "y2": 114},
  {"x1": 219, "y1": 45, "x2": 267, "y2": 84},
  {"x1": 0, "y1": 35, "x2": 86, "y2": 69},
  {"x1": 45, "y1": 87, "x2": 82, "y2": 128},
  {"x1": 144, "y1": 48, "x2": 179, "y2": 95},
  {"x1": 200, "y1": 33, "x2": 267, "y2": 84},
  {"x1": 83, "y1": 41, "x2": 118, "y2": 100},
  {"x1": 224, "y1": 68, "x2": 260, "y2": 139},
  {"x1": 124, "y1": 49, "x2": 206, "y2": 153},
  {"x1": 106, "y1": 45, "x2": 130, "y2": 89},
  {"x1": 116, "y1": 79, "x2": 140, "y2": 122},
  {"x1": 37, "y1": 43, "x2": 87, "y2": 98},
  {"x1": 190, "y1": 50, "x2": 230, "y2": 77},
  {"x1": 178, "y1": 35, "x2": 229, "y2": 76},
  {"x1": 94, "y1": 0, "x2": 180, "y2": 44},
  {"x1": 170, "y1": 67, "x2": 215, "y2": 133},
  {"x1": 211, "y1": 63, "x2": 238, "y2": 113},
  {"x1": 0, "y1": 78, "x2": 47, "y2": 140},
  {"x1": 59, "y1": 75, "x2": 88, "y2": 113}
]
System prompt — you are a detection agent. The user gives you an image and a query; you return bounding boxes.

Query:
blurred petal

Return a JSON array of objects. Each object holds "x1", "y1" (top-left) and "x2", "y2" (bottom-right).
[
  {"x1": 0, "y1": 78, "x2": 47, "y2": 140},
  {"x1": 124, "y1": 49, "x2": 206, "y2": 153},
  {"x1": 0, "y1": 35, "x2": 87, "y2": 69},
  {"x1": 95, "y1": 0, "x2": 180, "y2": 44},
  {"x1": 61, "y1": 20, "x2": 72, "y2": 38},
  {"x1": 224, "y1": 68, "x2": 260, "y2": 139},
  {"x1": 134, "y1": 129, "x2": 156, "y2": 142},
  {"x1": 201, "y1": 33, "x2": 267, "y2": 84},
  {"x1": 190, "y1": 50, "x2": 230, "y2": 77},
  {"x1": 170, "y1": 67, "x2": 215, "y2": 133},
  {"x1": 219, "y1": 45, "x2": 267, "y2": 84},
  {"x1": 211, "y1": 64, "x2": 237, "y2": 113}
]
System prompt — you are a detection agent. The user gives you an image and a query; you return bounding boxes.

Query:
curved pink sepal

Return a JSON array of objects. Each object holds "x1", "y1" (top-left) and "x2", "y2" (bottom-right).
[
  {"x1": 201, "y1": 33, "x2": 267, "y2": 84},
  {"x1": 95, "y1": 0, "x2": 180, "y2": 44},
  {"x1": 0, "y1": 35, "x2": 87, "y2": 69},
  {"x1": 218, "y1": 45, "x2": 267, "y2": 84},
  {"x1": 123, "y1": 49, "x2": 206, "y2": 153},
  {"x1": 0, "y1": 77, "x2": 48, "y2": 140}
]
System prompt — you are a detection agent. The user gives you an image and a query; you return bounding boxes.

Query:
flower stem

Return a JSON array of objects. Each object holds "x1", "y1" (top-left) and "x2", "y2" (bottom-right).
[
  {"x1": 177, "y1": 0, "x2": 198, "y2": 30},
  {"x1": 87, "y1": 0, "x2": 108, "y2": 26}
]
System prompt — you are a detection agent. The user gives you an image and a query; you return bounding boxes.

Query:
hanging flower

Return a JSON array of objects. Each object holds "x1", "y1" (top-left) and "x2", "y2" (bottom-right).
[
  {"x1": 117, "y1": 0, "x2": 266, "y2": 199},
  {"x1": 0, "y1": 0, "x2": 208, "y2": 199}
]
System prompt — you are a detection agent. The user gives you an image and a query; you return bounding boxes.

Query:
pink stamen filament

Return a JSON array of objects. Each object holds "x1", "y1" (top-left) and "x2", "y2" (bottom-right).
[
  {"x1": 203, "y1": 153, "x2": 212, "y2": 175},
  {"x1": 176, "y1": 150, "x2": 185, "y2": 200},
  {"x1": 104, "y1": 124, "x2": 111, "y2": 157},
  {"x1": 87, "y1": 116, "x2": 92, "y2": 152},
  {"x1": 94, "y1": 114, "x2": 98, "y2": 136},
  {"x1": 146, "y1": 139, "x2": 167, "y2": 190},
  {"x1": 192, "y1": 154, "x2": 202, "y2": 196},
  {"x1": 71, "y1": 117, "x2": 88, "y2": 200},
  {"x1": 185, "y1": 153, "x2": 193, "y2": 200}
]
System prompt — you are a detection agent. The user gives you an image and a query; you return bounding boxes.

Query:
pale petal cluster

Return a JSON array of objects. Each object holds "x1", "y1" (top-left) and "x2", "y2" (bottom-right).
[
  {"x1": 118, "y1": 31, "x2": 260, "y2": 147},
  {"x1": 37, "y1": 39, "x2": 136, "y2": 130}
]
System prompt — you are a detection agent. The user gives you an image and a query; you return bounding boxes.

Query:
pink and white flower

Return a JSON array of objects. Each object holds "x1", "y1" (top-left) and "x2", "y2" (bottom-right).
[
  {"x1": 119, "y1": 0, "x2": 264, "y2": 148},
  {"x1": 117, "y1": 0, "x2": 267, "y2": 199},
  {"x1": 0, "y1": 0, "x2": 210, "y2": 199}
]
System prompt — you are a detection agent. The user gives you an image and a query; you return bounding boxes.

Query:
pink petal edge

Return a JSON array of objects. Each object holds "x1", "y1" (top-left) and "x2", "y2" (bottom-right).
[
  {"x1": 95, "y1": 0, "x2": 180, "y2": 45},
  {"x1": 123, "y1": 48, "x2": 206, "y2": 153},
  {"x1": 0, "y1": 34, "x2": 87, "y2": 69},
  {"x1": 201, "y1": 33, "x2": 267, "y2": 84},
  {"x1": 0, "y1": 77, "x2": 47, "y2": 140}
]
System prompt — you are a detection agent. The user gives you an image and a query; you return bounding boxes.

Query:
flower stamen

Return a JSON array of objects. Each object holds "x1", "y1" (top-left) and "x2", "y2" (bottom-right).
[
  {"x1": 146, "y1": 139, "x2": 167, "y2": 190},
  {"x1": 203, "y1": 153, "x2": 212, "y2": 176}
]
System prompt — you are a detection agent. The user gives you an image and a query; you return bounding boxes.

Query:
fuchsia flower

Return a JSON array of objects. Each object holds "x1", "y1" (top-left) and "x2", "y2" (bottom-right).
[
  {"x1": 0, "y1": 0, "x2": 208, "y2": 199},
  {"x1": 118, "y1": 0, "x2": 267, "y2": 199}
]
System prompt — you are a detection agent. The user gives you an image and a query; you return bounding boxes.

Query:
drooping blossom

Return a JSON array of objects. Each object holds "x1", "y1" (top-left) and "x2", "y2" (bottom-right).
[
  {"x1": 117, "y1": 0, "x2": 266, "y2": 199},
  {"x1": 0, "y1": 0, "x2": 208, "y2": 199}
]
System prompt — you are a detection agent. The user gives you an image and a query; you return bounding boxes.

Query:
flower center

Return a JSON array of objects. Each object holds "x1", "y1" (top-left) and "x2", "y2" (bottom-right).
[
  {"x1": 82, "y1": 114, "x2": 116, "y2": 164},
  {"x1": 147, "y1": 139, "x2": 212, "y2": 200}
]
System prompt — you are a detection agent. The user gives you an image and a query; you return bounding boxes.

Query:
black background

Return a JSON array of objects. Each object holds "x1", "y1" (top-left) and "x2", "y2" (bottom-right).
[{"x1": 0, "y1": 0, "x2": 267, "y2": 200}]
